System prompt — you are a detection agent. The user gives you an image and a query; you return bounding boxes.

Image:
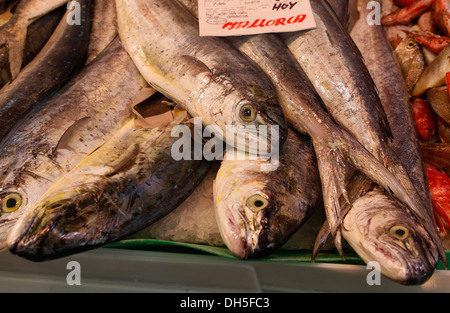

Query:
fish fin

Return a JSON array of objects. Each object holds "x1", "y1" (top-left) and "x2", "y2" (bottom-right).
[
  {"x1": 312, "y1": 220, "x2": 330, "y2": 261},
  {"x1": 54, "y1": 117, "x2": 92, "y2": 153}
]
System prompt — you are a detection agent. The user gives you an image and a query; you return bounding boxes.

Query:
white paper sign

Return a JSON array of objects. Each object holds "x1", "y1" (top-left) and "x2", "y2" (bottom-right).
[{"x1": 198, "y1": 0, "x2": 316, "y2": 36}]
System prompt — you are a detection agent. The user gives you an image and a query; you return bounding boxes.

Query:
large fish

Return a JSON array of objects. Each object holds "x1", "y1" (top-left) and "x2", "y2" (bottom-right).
[
  {"x1": 115, "y1": 0, "x2": 287, "y2": 154},
  {"x1": 0, "y1": 38, "x2": 147, "y2": 250},
  {"x1": 176, "y1": 0, "x2": 427, "y2": 257},
  {"x1": 0, "y1": 0, "x2": 90, "y2": 141},
  {"x1": 213, "y1": 129, "x2": 322, "y2": 259},
  {"x1": 335, "y1": 0, "x2": 444, "y2": 280},
  {"x1": 281, "y1": 0, "x2": 442, "y2": 260},
  {"x1": 8, "y1": 110, "x2": 212, "y2": 261}
]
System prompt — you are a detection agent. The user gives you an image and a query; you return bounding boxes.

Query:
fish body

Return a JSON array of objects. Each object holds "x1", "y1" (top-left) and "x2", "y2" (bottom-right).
[
  {"x1": 394, "y1": 36, "x2": 426, "y2": 93},
  {"x1": 8, "y1": 116, "x2": 211, "y2": 261},
  {"x1": 86, "y1": 0, "x2": 117, "y2": 64},
  {"x1": 0, "y1": 0, "x2": 90, "y2": 141},
  {"x1": 0, "y1": 0, "x2": 71, "y2": 79},
  {"x1": 115, "y1": 0, "x2": 287, "y2": 154},
  {"x1": 0, "y1": 38, "x2": 146, "y2": 250},
  {"x1": 381, "y1": 0, "x2": 435, "y2": 26},
  {"x1": 214, "y1": 129, "x2": 322, "y2": 259}
]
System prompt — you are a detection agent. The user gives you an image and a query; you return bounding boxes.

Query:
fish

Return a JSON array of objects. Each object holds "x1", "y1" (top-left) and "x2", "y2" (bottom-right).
[
  {"x1": 411, "y1": 98, "x2": 438, "y2": 141},
  {"x1": 381, "y1": 0, "x2": 436, "y2": 26},
  {"x1": 0, "y1": 0, "x2": 90, "y2": 141},
  {"x1": 418, "y1": 11, "x2": 437, "y2": 33},
  {"x1": 281, "y1": 0, "x2": 443, "y2": 259},
  {"x1": 421, "y1": 143, "x2": 450, "y2": 174},
  {"x1": 411, "y1": 31, "x2": 450, "y2": 54},
  {"x1": 349, "y1": 0, "x2": 446, "y2": 269},
  {"x1": 8, "y1": 110, "x2": 212, "y2": 261},
  {"x1": 340, "y1": 173, "x2": 439, "y2": 285},
  {"x1": 0, "y1": 0, "x2": 72, "y2": 80},
  {"x1": 394, "y1": 36, "x2": 426, "y2": 93},
  {"x1": 86, "y1": 0, "x2": 117, "y2": 65},
  {"x1": 115, "y1": 0, "x2": 288, "y2": 155},
  {"x1": 0, "y1": 38, "x2": 147, "y2": 250},
  {"x1": 426, "y1": 164, "x2": 450, "y2": 232},
  {"x1": 213, "y1": 129, "x2": 322, "y2": 259},
  {"x1": 412, "y1": 45, "x2": 450, "y2": 97},
  {"x1": 438, "y1": 116, "x2": 450, "y2": 141},
  {"x1": 177, "y1": 0, "x2": 429, "y2": 258}
]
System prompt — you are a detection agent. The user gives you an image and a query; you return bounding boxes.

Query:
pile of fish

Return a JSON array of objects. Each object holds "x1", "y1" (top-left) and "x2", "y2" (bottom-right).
[{"x1": 0, "y1": 0, "x2": 448, "y2": 286}]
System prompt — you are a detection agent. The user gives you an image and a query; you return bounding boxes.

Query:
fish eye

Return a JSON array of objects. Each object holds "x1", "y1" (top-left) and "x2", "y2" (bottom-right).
[
  {"x1": 390, "y1": 225, "x2": 409, "y2": 240},
  {"x1": 407, "y1": 40, "x2": 415, "y2": 49},
  {"x1": 247, "y1": 194, "x2": 269, "y2": 211},
  {"x1": 239, "y1": 104, "x2": 256, "y2": 122},
  {"x1": 2, "y1": 193, "x2": 22, "y2": 213}
]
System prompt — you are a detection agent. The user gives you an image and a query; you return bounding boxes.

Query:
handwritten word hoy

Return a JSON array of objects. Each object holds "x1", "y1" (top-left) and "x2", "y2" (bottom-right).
[{"x1": 273, "y1": 1, "x2": 298, "y2": 10}]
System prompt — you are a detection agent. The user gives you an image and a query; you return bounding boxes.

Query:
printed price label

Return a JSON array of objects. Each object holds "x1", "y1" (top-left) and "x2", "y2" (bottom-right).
[{"x1": 198, "y1": 0, "x2": 316, "y2": 36}]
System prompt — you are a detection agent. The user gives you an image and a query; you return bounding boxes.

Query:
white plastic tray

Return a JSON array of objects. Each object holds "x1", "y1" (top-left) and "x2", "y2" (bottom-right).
[{"x1": 0, "y1": 247, "x2": 449, "y2": 292}]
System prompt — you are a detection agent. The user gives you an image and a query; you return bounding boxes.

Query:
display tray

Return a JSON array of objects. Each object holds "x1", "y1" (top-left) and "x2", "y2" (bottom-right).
[{"x1": 0, "y1": 239, "x2": 449, "y2": 293}]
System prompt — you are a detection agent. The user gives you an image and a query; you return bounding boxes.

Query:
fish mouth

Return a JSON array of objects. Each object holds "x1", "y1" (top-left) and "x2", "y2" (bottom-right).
[{"x1": 8, "y1": 198, "x2": 106, "y2": 262}]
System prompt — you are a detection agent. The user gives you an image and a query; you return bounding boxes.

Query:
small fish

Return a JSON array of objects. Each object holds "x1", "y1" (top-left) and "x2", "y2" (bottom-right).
[
  {"x1": 0, "y1": 0, "x2": 90, "y2": 141},
  {"x1": 8, "y1": 114, "x2": 212, "y2": 261},
  {"x1": 411, "y1": 98, "x2": 438, "y2": 141},
  {"x1": 412, "y1": 45, "x2": 450, "y2": 97},
  {"x1": 213, "y1": 129, "x2": 322, "y2": 259},
  {"x1": 381, "y1": 0, "x2": 436, "y2": 26},
  {"x1": 411, "y1": 31, "x2": 450, "y2": 54},
  {"x1": 115, "y1": 0, "x2": 288, "y2": 154},
  {"x1": 421, "y1": 143, "x2": 450, "y2": 174},
  {"x1": 394, "y1": 36, "x2": 426, "y2": 93}
]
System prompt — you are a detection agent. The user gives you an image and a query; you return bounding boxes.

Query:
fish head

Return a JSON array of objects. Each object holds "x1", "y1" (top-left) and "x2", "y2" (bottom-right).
[
  {"x1": 7, "y1": 178, "x2": 114, "y2": 261},
  {"x1": 213, "y1": 158, "x2": 310, "y2": 259},
  {"x1": 228, "y1": 93, "x2": 287, "y2": 155},
  {"x1": 394, "y1": 36, "x2": 424, "y2": 74},
  {"x1": 342, "y1": 189, "x2": 439, "y2": 285}
]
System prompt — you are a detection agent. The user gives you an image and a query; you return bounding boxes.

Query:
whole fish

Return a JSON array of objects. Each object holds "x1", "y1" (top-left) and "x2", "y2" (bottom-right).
[
  {"x1": 213, "y1": 129, "x2": 322, "y2": 259},
  {"x1": 281, "y1": 0, "x2": 442, "y2": 259},
  {"x1": 394, "y1": 36, "x2": 426, "y2": 93},
  {"x1": 115, "y1": 0, "x2": 288, "y2": 154},
  {"x1": 0, "y1": 0, "x2": 90, "y2": 141},
  {"x1": 8, "y1": 113, "x2": 212, "y2": 261},
  {"x1": 86, "y1": 0, "x2": 117, "y2": 65},
  {"x1": 177, "y1": 0, "x2": 425, "y2": 257},
  {"x1": 340, "y1": 174, "x2": 439, "y2": 285},
  {"x1": 0, "y1": 38, "x2": 146, "y2": 250},
  {"x1": 0, "y1": 0, "x2": 72, "y2": 80},
  {"x1": 349, "y1": 0, "x2": 446, "y2": 268}
]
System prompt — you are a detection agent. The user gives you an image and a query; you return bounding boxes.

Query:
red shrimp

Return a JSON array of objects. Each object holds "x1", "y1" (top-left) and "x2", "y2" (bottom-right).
[
  {"x1": 426, "y1": 164, "x2": 450, "y2": 231},
  {"x1": 382, "y1": 0, "x2": 436, "y2": 26},
  {"x1": 411, "y1": 98, "x2": 438, "y2": 140}
]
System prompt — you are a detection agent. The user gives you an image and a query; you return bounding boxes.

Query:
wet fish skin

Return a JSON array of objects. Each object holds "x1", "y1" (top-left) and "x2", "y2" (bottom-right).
[
  {"x1": 394, "y1": 36, "x2": 426, "y2": 93},
  {"x1": 8, "y1": 118, "x2": 212, "y2": 261},
  {"x1": 214, "y1": 129, "x2": 322, "y2": 259},
  {"x1": 115, "y1": 0, "x2": 288, "y2": 153},
  {"x1": 341, "y1": 179, "x2": 439, "y2": 285},
  {"x1": 0, "y1": 0, "x2": 90, "y2": 141},
  {"x1": 0, "y1": 0, "x2": 71, "y2": 80},
  {"x1": 0, "y1": 38, "x2": 146, "y2": 250},
  {"x1": 86, "y1": 0, "x2": 117, "y2": 65}
]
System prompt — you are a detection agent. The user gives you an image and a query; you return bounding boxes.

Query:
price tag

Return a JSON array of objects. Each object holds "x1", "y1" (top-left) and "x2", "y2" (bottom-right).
[{"x1": 198, "y1": 0, "x2": 316, "y2": 36}]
